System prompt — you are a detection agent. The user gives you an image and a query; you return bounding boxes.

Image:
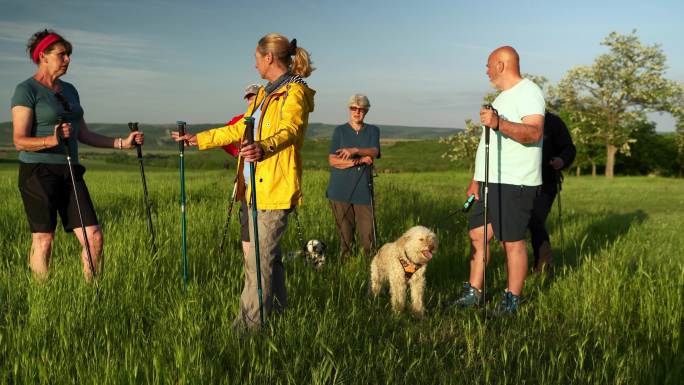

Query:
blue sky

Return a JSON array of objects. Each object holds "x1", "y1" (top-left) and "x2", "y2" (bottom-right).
[{"x1": 1, "y1": 0, "x2": 682, "y2": 131}]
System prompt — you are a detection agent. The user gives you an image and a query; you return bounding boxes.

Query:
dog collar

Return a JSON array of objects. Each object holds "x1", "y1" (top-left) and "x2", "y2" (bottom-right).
[{"x1": 399, "y1": 252, "x2": 423, "y2": 280}]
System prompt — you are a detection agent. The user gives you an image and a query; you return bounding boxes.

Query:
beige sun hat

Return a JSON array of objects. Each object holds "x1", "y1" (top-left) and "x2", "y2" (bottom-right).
[{"x1": 244, "y1": 84, "x2": 260, "y2": 99}]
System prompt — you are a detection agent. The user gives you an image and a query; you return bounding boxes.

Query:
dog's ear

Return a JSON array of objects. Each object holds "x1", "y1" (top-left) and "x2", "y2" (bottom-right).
[{"x1": 396, "y1": 235, "x2": 410, "y2": 249}]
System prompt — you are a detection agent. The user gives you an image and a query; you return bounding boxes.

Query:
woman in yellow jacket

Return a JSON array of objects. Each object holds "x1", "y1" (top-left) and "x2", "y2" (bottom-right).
[{"x1": 173, "y1": 33, "x2": 315, "y2": 330}]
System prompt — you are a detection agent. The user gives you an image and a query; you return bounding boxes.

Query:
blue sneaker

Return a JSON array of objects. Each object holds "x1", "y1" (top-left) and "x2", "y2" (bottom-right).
[
  {"x1": 452, "y1": 282, "x2": 483, "y2": 308},
  {"x1": 492, "y1": 290, "x2": 521, "y2": 316}
]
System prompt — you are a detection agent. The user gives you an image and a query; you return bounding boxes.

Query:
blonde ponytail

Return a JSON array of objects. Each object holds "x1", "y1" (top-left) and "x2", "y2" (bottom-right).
[
  {"x1": 291, "y1": 46, "x2": 314, "y2": 78},
  {"x1": 257, "y1": 33, "x2": 315, "y2": 78}
]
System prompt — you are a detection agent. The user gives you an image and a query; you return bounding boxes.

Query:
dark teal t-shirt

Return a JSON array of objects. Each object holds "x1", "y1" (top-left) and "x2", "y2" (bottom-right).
[
  {"x1": 326, "y1": 123, "x2": 381, "y2": 205},
  {"x1": 11, "y1": 78, "x2": 84, "y2": 164}
]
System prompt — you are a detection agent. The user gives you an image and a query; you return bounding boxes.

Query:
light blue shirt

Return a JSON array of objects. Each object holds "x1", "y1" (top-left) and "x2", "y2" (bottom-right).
[{"x1": 243, "y1": 105, "x2": 262, "y2": 185}]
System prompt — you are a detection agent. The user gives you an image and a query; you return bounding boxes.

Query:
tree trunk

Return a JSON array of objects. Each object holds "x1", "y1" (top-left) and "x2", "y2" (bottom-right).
[
  {"x1": 576, "y1": 166, "x2": 581, "y2": 177},
  {"x1": 591, "y1": 162, "x2": 596, "y2": 177},
  {"x1": 605, "y1": 144, "x2": 617, "y2": 178}
]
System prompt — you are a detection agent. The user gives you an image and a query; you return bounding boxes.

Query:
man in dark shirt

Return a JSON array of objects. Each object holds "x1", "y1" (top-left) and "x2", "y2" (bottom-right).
[
  {"x1": 326, "y1": 94, "x2": 380, "y2": 260},
  {"x1": 529, "y1": 112, "x2": 576, "y2": 274}
]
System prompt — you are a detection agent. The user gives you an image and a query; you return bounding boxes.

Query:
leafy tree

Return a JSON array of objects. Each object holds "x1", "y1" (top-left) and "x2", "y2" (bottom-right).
[
  {"x1": 614, "y1": 119, "x2": 679, "y2": 176},
  {"x1": 440, "y1": 119, "x2": 481, "y2": 173},
  {"x1": 561, "y1": 108, "x2": 604, "y2": 176},
  {"x1": 553, "y1": 30, "x2": 682, "y2": 178},
  {"x1": 547, "y1": 83, "x2": 605, "y2": 176}
]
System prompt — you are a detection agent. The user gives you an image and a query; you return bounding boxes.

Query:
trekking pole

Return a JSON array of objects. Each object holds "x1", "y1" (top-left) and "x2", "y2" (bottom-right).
[
  {"x1": 129, "y1": 122, "x2": 156, "y2": 254},
  {"x1": 366, "y1": 164, "x2": 378, "y2": 252},
  {"x1": 59, "y1": 117, "x2": 98, "y2": 285},
  {"x1": 218, "y1": 180, "x2": 238, "y2": 254},
  {"x1": 177, "y1": 121, "x2": 189, "y2": 289},
  {"x1": 482, "y1": 104, "x2": 497, "y2": 318},
  {"x1": 556, "y1": 171, "x2": 565, "y2": 268},
  {"x1": 245, "y1": 116, "x2": 264, "y2": 326}
]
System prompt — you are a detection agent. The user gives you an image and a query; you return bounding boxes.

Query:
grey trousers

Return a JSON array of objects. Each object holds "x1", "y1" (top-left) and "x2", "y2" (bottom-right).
[{"x1": 233, "y1": 207, "x2": 290, "y2": 329}]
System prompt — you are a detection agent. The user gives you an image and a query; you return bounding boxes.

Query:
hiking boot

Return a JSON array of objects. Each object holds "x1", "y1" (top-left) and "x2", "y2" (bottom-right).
[
  {"x1": 451, "y1": 282, "x2": 483, "y2": 308},
  {"x1": 492, "y1": 290, "x2": 521, "y2": 317}
]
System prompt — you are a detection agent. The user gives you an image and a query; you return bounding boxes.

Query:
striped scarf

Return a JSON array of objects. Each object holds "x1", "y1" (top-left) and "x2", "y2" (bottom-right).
[{"x1": 264, "y1": 72, "x2": 307, "y2": 95}]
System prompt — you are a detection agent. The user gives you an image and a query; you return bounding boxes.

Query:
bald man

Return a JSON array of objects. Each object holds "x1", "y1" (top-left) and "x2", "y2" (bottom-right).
[{"x1": 452, "y1": 46, "x2": 545, "y2": 316}]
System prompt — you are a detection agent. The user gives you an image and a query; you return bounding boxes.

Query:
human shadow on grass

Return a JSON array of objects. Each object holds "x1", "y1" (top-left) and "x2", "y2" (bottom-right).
[
  {"x1": 550, "y1": 209, "x2": 647, "y2": 273},
  {"x1": 427, "y1": 208, "x2": 649, "y2": 313},
  {"x1": 522, "y1": 209, "x2": 648, "y2": 304}
]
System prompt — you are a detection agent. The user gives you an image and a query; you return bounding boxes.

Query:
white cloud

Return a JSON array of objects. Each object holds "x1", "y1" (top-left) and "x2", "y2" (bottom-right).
[
  {"x1": 0, "y1": 20, "x2": 154, "y2": 63},
  {"x1": 0, "y1": 22, "x2": 43, "y2": 47},
  {"x1": 0, "y1": 54, "x2": 27, "y2": 62}
]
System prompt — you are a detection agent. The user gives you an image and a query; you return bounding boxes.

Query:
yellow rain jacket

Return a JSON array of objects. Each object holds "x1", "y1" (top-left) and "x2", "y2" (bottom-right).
[{"x1": 196, "y1": 82, "x2": 315, "y2": 209}]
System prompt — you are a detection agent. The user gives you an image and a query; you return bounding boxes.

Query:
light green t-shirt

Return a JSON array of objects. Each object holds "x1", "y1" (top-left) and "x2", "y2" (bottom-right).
[
  {"x1": 11, "y1": 77, "x2": 84, "y2": 164},
  {"x1": 473, "y1": 78, "x2": 545, "y2": 186}
]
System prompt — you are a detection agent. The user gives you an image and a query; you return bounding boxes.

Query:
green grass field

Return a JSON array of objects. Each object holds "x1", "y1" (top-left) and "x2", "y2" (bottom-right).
[
  {"x1": 0, "y1": 139, "x2": 457, "y2": 173},
  {"x1": 0, "y1": 156, "x2": 682, "y2": 384}
]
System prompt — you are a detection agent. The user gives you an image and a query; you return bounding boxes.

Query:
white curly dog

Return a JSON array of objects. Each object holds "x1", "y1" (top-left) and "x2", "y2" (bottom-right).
[{"x1": 370, "y1": 226, "x2": 438, "y2": 316}]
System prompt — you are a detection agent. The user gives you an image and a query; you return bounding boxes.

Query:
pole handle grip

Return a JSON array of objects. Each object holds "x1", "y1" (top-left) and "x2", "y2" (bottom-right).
[
  {"x1": 56, "y1": 117, "x2": 64, "y2": 135},
  {"x1": 129, "y1": 122, "x2": 143, "y2": 156},
  {"x1": 56, "y1": 117, "x2": 70, "y2": 156},
  {"x1": 483, "y1": 103, "x2": 498, "y2": 139},
  {"x1": 176, "y1": 121, "x2": 186, "y2": 136},
  {"x1": 176, "y1": 121, "x2": 186, "y2": 151},
  {"x1": 244, "y1": 117, "x2": 255, "y2": 145},
  {"x1": 483, "y1": 103, "x2": 498, "y2": 114},
  {"x1": 128, "y1": 122, "x2": 141, "y2": 133}
]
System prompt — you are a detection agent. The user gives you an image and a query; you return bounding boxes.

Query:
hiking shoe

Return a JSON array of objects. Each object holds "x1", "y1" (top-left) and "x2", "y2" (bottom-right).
[
  {"x1": 492, "y1": 290, "x2": 521, "y2": 317},
  {"x1": 451, "y1": 282, "x2": 483, "y2": 308}
]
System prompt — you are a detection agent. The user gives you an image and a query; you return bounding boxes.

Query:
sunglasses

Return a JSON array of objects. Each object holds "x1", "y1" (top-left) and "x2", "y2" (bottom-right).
[
  {"x1": 349, "y1": 106, "x2": 367, "y2": 113},
  {"x1": 54, "y1": 92, "x2": 72, "y2": 113}
]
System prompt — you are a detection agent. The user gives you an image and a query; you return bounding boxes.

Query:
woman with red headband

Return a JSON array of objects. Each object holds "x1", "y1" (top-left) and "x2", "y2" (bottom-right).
[{"x1": 11, "y1": 29, "x2": 144, "y2": 281}]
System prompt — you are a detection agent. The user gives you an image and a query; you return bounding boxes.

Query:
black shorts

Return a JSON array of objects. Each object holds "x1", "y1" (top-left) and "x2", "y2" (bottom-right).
[
  {"x1": 468, "y1": 183, "x2": 539, "y2": 242},
  {"x1": 239, "y1": 200, "x2": 250, "y2": 242},
  {"x1": 18, "y1": 162, "x2": 99, "y2": 233}
]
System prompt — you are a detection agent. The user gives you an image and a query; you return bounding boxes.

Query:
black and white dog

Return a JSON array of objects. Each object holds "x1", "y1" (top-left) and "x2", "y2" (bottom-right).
[{"x1": 286, "y1": 239, "x2": 327, "y2": 270}]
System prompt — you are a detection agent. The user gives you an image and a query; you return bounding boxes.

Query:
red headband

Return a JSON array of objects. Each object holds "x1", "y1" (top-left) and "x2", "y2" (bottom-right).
[{"x1": 32, "y1": 33, "x2": 61, "y2": 64}]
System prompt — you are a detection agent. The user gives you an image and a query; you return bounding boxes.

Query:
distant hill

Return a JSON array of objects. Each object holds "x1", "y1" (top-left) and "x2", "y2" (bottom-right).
[
  {"x1": 0, "y1": 121, "x2": 462, "y2": 149},
  {"x1": 305, "y1": 123, "x2": 461, "y2": 140}
]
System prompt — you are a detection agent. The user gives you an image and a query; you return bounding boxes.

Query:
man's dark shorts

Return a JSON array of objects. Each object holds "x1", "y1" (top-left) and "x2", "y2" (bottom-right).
[
  {"x1": 468, "y1": 182, "x2": 539, "y2": 242},
  {"x1": 18, "y1": 162, "x2": 99, "y2": 233}
]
